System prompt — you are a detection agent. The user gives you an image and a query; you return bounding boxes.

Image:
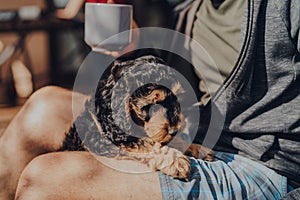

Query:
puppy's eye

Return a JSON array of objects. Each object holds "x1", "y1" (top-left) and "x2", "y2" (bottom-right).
[{"x1": 145, "y1": 90, "x2": 152, "y2": 95}]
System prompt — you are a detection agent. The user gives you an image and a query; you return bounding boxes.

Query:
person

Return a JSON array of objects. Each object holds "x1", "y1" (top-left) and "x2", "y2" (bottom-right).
[{"x1": 1, "y1": 0, "x2": 300, "y2": 199}]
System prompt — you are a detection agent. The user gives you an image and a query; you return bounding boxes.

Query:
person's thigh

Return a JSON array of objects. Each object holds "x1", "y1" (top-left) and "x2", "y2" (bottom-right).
[
  {"x1": 1, "y1": 86, "x2": 87, "y2": 152},
  {"x1": 15, "y1": 151, "x2": 162, "y2": 200},
  {"x1": 0, "y1": 86, "x2": 87, "y2": 199}
]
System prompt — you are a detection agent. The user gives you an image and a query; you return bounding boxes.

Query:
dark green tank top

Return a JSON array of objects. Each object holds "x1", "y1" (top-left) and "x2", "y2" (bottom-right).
[{"x1": 191, "y1": 0, "x2": 246, "y2": 105}]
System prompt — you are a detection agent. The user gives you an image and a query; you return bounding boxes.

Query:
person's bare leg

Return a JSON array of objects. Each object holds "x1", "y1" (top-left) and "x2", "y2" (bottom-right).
[
  {"x1": 15, "y1": 151, "x2": 162, "y2": 200},
  {"x1": 0, "y1": 86, "x2": 87, "y2": 199}
]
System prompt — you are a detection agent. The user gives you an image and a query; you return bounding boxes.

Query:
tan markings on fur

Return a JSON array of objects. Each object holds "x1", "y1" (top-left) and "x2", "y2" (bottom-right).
[
  {"x1": 89, "y1": 110, "x2": 105, "y2": 135},
  {"x1": 184, "y1": 143, "x2": 214, "y2": 161},
  {"x1": 144, "y1": 108, "x2": 170, "y2": 142},
  {"x1": 124, "y1": 94, "x2": 131, "y2": 119},
  {"x1": 169, "y1": 134, "x2": 215, "y2": 161},
  {"x1": 143, "y1": 108, "x2": 182, "y2": 144},
  {"x1": 130, "y1": 89, "x2": 166, "y2": 112},
  {"x1": 171, "y1": 82, "x2": 185, "y2": 95},
  {"x1": 150, "y1": 89, "x2": 166, "y2": 103}
]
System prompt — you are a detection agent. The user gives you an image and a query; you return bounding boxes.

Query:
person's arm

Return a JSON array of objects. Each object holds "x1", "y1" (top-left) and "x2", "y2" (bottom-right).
[{"x1": 55, "y1": 0, "x2": 85, "y2": 19}]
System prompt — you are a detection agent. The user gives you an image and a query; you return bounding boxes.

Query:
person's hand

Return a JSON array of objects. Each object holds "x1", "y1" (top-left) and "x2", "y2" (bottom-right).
[
  {"x1": 55, "y1": 0, "x2": 85, "y2": 19},
  {"x1": 55, "y1": 9, "x2": 75, "y2": 19}
]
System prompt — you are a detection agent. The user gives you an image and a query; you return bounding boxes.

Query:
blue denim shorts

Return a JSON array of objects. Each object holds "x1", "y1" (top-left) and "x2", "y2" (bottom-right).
[{"x1": 158, "y1": 152, "x2": 288, "y2": 200}]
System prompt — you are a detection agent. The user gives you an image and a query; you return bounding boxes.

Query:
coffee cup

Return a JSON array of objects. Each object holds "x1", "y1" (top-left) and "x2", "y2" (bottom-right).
[{"x1": 84, "y1": 3, "x2": 133, "y2": 52}]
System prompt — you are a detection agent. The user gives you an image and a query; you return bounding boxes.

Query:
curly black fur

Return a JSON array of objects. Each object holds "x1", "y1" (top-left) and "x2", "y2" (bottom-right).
[{"x1": 61, "y1": 55, "x2": 183, "y2": 157}]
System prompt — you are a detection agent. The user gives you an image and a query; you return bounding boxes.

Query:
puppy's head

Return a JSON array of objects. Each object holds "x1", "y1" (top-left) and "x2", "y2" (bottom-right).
[
  {"x1": 129, "y1": 83, "x2": 184, "y2": 144},
  {"x1": 89, "y1": 55, "x2": 188, "y2": 147}
]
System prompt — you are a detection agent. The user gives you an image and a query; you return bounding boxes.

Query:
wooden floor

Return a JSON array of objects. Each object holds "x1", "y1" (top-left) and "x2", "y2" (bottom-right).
[{"x1": 0, "y1": 106, "x2": 21, "y2": 137}]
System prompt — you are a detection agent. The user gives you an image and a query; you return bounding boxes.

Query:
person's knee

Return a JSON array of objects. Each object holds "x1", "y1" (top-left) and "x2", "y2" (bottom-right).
[
  {"x1": 23, "y1": 86, "x2": 87, "y2": 127},
  {"x1": 28, "y1": 86, "x2": 65, "y2": 101},
  {"x1": 15, "y1": 152, "x2": 102, "y2": 200},
  {"x1": 2, "y1": 85, "x2": 87, "y2": 154},
  {"x1": 18, "y1": 86, "x2": 74, "y2": 150},
  {"x1": 24, "y1": 86, "x2": 69, "y2": 118},
  {"x1": 24, "y1": 86, "x2": 71, "y2": 117}
]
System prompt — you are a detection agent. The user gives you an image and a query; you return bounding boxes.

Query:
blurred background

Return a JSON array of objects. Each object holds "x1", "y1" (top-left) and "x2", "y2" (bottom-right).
[{"x1": 0, "y1": 0, "x2": 184, "y2": 134}]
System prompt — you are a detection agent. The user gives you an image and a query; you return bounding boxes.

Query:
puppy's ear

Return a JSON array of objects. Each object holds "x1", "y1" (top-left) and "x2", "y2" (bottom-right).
[{"x1": 171, "y1": 82, "x2": 185, "y2": 95}]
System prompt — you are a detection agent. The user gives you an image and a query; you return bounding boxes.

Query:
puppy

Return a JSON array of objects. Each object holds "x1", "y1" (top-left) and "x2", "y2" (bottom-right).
[{"x1": 60, "y1": 55, "x2": 214, "y2": 179}]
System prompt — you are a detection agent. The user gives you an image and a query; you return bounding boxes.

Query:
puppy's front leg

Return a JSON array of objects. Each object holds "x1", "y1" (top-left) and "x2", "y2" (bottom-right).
[
  {"x1": 168, "y1": 134, "x2": 215, "y2": 161},
  {"x1": 184, "y1": 143, "x2": 214, "y2": 161},
  {"x1": 89, "y1": 111, "x2": 190, "y2": 179},
  {"x1": 124, "y1": 138, "x2": 190, "y2": 179}
]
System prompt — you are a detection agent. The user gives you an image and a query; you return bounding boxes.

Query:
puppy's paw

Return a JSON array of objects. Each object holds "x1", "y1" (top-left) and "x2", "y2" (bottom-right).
[
  {"x1": 159, "y1": 147, "x2": 190, "y2": 180},
  {"x1": 202, "y1": 149, "x2": 215, "y2": 161},
  {"x1": 185, "y1": 144, "x2": 214, "y2": 161}
]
